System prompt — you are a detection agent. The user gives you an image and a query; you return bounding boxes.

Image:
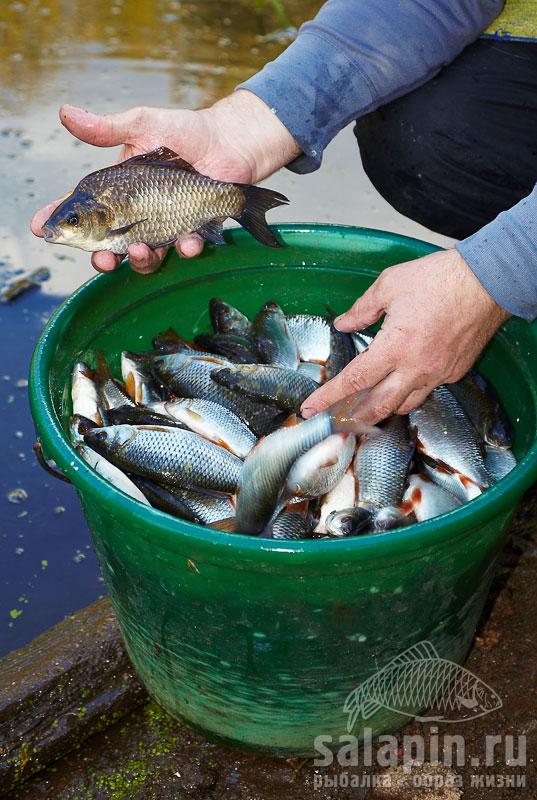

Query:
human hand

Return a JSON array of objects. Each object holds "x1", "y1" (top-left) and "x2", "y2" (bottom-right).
[
  {"x1": 301, "y1": 249, "x2": 510, "y2": 423},
  {"x1": 31, "y1": 91, "x2": 299, "y2": 274}
]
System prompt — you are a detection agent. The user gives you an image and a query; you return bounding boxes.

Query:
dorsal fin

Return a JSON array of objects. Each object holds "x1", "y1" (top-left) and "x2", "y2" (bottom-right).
[
  {"x1": 120, "y1": 147, "x2": 200, "y2": 173},
  {"x1": 386, "y1": 641, "x2": 439, "y2": 669}
]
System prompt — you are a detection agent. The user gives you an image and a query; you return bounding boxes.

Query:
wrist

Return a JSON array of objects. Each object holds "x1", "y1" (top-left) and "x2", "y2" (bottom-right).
[
  {"x1": 449, "y1": 248, "x2": 510, "y2": 324},
  {"x1": 202, "y1": 90, "x2": 301, "y2": 182}
]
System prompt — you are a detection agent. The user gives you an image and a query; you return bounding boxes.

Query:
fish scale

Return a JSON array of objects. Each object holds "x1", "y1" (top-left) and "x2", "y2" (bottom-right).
[
  {"x1": 409, "y1": 385, "x2": 490, "y2": 490},
  {"x1": 85, "y1": 424, "x2": 241, "y2": 494},
  {"x1": 43, "y1": 147, "x2": 288, "y2": 252},
  {"x1": 80, "y1": 165, "x2": 243, "y2": 252},
  {"x1": 354, "y1": 415, "x2": 414, "y2": 510}
]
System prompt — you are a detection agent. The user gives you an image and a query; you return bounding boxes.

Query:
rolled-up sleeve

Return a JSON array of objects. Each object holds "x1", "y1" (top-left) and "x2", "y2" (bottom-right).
[{"x1": 237, "y1": 0, "x2": 503, "y2": 172}]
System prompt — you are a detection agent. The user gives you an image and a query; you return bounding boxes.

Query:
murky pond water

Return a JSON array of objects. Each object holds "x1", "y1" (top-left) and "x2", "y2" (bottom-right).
[{"x1": 0, "y1": 0, "x2": 451, "y2": 658}]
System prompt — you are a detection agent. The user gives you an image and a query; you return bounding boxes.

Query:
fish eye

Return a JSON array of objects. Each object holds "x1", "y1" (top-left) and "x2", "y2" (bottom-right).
[{"x1": 67, "y1": 214, "x2": 79, "y2": 226}]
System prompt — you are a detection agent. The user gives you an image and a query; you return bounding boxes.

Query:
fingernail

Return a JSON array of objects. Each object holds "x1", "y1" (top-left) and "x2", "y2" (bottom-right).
[
  {"x1": 301, "y1": 406, "x2": 313, "y2": 419},
  {"x1": 334, "y1": 314, "x2": 345, "y2": 329}
]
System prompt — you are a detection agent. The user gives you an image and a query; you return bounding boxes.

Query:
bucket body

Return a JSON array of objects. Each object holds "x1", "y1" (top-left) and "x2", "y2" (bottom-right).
[{"x1": 30, "y1": 225, "x2": 537, "y2": 755}]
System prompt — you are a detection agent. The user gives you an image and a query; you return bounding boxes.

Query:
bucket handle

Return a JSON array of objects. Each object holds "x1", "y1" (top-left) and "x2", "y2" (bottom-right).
[{"x1": 33, "y1": 440, "x2": 72, "y2": 484}]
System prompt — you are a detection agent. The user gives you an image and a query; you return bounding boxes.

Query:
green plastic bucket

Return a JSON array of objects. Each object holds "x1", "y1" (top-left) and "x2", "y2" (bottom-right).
[{"x1": 29, "y1": 225, "x2": 537, "y2": 756}]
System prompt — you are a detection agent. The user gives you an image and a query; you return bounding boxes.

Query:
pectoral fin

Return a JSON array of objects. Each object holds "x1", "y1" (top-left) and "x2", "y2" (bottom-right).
[
  {"x1": 197, "y1": 220, "x2": 227, "y2": 245},
  {"x1": 108, "y1": 218, "x2": 147, "y2": 237}
]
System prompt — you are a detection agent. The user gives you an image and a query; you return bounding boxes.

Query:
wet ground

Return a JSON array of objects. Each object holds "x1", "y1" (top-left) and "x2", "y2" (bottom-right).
[{"x1": 0, "y1": 0, "x2": 451, "y2": 656}]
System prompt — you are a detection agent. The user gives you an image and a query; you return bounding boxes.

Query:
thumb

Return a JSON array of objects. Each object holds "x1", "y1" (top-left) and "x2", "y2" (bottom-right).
[
  {"x1": 59, "y1": 104, "x2": 141, "y2": 147},
  {"x1": 334, "y1": 282, "x2": 386, "y2": 333}
]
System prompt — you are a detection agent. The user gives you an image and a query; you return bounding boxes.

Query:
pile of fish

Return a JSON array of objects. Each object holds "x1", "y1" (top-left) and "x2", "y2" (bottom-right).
[{"x1": 68, "y1": 298, "x2": 517, "y2": 540}]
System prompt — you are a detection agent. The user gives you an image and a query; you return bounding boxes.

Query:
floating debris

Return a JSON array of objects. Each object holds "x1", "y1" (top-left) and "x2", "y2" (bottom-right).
[
  {"x1": 7, "y1": 487, "x2": 28, "y2": 504},
  {"x1": 53, "y1": 505, "x2": 65, "y2": 515},
  {"x1": 1, "y1": 267, "x2": 50, "y2": 303}
]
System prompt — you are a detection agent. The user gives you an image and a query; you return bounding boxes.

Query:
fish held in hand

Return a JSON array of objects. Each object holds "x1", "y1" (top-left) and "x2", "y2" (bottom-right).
[{"x1": 42, "y1": 146, "x2": 288, "y2": 252}]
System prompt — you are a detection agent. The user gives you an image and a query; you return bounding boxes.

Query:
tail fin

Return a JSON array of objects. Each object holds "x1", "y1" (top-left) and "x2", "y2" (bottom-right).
[{"x1": 233, "y1": 185, "x2": 288, "y2": 247}]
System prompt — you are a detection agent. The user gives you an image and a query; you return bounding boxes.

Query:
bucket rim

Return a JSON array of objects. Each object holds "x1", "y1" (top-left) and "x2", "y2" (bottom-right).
[{"x1": 29, "y1": 223, "x2": 537, "y2": 565}]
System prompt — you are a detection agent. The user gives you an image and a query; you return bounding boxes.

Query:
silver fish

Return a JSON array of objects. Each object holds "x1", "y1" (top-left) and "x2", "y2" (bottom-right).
[
  {"x1": 131, "y1": 476, "x2": 235, "y2": 525},
  {"x1": 235, "y1": 397, "x2": 379, "y2": 535},
  {"x1": 324, "y1": 506, "x2": 372, "y2": 538},
  {"x1": 84, "y1": 424, "x2": 242, "y2": 494},
  {"x1": 410, "y1": 385, "x2": 490, "y2": 500},
  {"x1": 71, "y1": 362, "x2": 103, "y2": 425},
  {"x1": 151, "y1": 355, "x2": 280, "y2": 437},
  {"x1": 354, "y1": 415, "x2": 414, "y2": 510},
  {"x1": 315, "y1": 466, "x2": 356, "y2": 534},
  {"x1": 424, "y1": 462, "x2": 483, "y2": 502},
  {"x1": 351, "y1": 331, "x2": 374, "y2": 355},
  {"x1": 77, "y1": 443, "x2": 150, "y2": 505},
  {"x1": 401, "y1": 474, "x2": 461, "y2": 522},
  {"x1": 121, "y1": 350, "x2": 163, "y2": 405},
  {"x1": 449, "y1": 369, "x2": 512, "y2": 449},
  {"x1": 150, "y1": 398, "x2": 256, "y2": 458},
  {"x1": 285, "y1": 314, "x2": 331, "y2": 363},
  {"x1": 296, "y1": 362, "x2": 326, "y2": 384},
  {"x1": 284, "y1": 432, "x2": 356, "y2": 500},
  {"x1": 485, "y1": 446, "x2": 517, "y2": 483},
  {"x1": 269, "y1": 506, "x2": 312, "y2": 540}
]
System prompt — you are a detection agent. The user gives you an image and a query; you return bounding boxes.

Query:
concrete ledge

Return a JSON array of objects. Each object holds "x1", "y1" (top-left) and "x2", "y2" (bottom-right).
[{"x1": 0, "y1": 597, "x2": 146, "y2": 794}]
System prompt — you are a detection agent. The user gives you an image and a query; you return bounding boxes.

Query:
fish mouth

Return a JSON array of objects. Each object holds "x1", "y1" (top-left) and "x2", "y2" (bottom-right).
[{"x1": 42, "y1": 224, "x2": 58, "y2": 243}]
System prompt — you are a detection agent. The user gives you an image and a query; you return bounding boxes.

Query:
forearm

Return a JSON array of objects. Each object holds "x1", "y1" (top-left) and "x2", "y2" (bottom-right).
[
  {"x1": 238, "y1": 0, "x2": 503, "y2": 172},
  {"x1": 201, "y1": 90, "x2": 301, "y2": 183},
  {"x1": 456, "y1": 185, "x2": 537, "y2": 321}
]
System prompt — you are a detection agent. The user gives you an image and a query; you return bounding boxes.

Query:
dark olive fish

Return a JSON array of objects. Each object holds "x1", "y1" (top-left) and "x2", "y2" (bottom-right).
[
  {"x1": 326, "y1": 326, "x2": 355, "y2": 379},
  {"x1": 209, "y1": 298, "x2": 252, "y2": 335},
  {"x1": 42, "y1": 146, "x2": 288, "y2": 252},
  {"x1": 151, "y1": 354, "x2": 282, "y2": 437},
  {"x1": 252, "y1": 301, "x2": 299, "y2": 369},
  {"x1": 211, "y1": 364, "x2": 318, "y2": 412},
  {"x1": 194, "y1": 333, "x2": 260, "y2": 364}
]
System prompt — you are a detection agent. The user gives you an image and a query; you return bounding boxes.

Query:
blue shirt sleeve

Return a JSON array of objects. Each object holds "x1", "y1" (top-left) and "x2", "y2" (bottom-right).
[
  {"x1": 237, "y1": 0, "x2": 503, "y2": 173},
  {"x1": 456, "y1": 187, "x2": 537, "y2": 321}
]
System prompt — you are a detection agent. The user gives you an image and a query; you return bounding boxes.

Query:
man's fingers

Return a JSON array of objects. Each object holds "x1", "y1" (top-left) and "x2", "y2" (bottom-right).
[
  {"x1": 175, "y1": 233, "x2": 204, "y2": 258},
  {"x1": 334, "y1": 283, "x2": 386, "y2": 333},
  {"x1": 127, "y1": 243, "x2": 167, "y2": 274},
  {"x1": 91, "y1": 251, "x2": 122, "y2": 272},
  {"x1": 31, "y1": 195, "x2": 70, "y2": 237},
  {"x1": 59, "y1": 104, "x2": 141, "y2": 148},
  {"x1": 350, "y1": 371, "x2": 416, "y2": 425},
  {"x1": 301, "y1": 348, "x2": 393, "y2": 418},
  {"x1": 397, "y1": 385, "x2": 433, "y2": 415}
]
